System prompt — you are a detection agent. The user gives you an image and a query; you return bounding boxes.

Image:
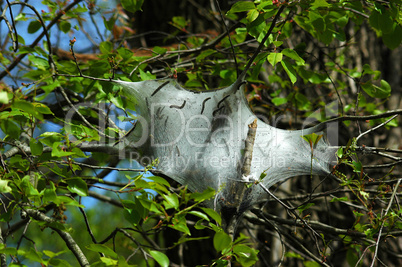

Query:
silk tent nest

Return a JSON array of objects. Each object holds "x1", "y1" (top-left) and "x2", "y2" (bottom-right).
[
  {"x1": 114, "y1": 6, "x2": 338, "y2": 226},
  {"x1": 116, "y1": 77, "x2": 337, "y2": 225}
]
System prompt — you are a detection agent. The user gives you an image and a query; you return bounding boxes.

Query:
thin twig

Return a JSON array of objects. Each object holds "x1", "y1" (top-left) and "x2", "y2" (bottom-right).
[
  {"x1": 88, "y1": 191, "x2": 123, "y2": 207},
  {"x1": 363, "y1": 161, "x2": 402, "y2": 169},
  {"x1": 58, "y1": 86, "x2": 116, "y2": 139},
  {"x1": 370, "y1": 178, "x2": 402, "y2": 267},
  {"x1": 358, "y1": 244, "x2": 378, "y2": 266},
  {"x1": 128, "y1": 22, "x2": 240, "y2": 77},
  {"x1": 0, "y1": 0, "x2": 68, "y2": 78},
  {"x1": 356, "y1": 115, "x2": 398, "y2": 142},
  {"x1": 252, "y1": 211, "x2": 331, "y2": 267},
  {"x1": 257, "y1": 183, "x2": 322, "y2": 240},
  {"x1": 78, "y1": 206, "x2": 100, "y2": 249},
  {"x1": 69, "y1": 39, "x2": 83, "y2": 76},
  {"x1": 238, "y1": 4, "x2": 286, "y2": 81},
  {"x1": 214, "y1": 0, "x2": 238, "y2": 77},
  {"x1": 118, "y1": 228, "x2": 150, "y2": 266}
]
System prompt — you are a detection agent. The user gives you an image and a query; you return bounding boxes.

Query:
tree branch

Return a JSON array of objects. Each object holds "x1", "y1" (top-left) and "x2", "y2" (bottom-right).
[{"x1": 23, "y1": 209, "x2": 90, "y2": 267}]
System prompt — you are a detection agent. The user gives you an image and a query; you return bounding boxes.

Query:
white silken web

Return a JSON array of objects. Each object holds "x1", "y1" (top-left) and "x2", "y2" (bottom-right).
[{"x1": 117, "y1": 77, "x2": 337, "y2": 222}]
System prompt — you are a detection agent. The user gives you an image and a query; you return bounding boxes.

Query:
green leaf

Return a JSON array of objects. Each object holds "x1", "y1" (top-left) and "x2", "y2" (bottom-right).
[
  {"x1": 0, "y1": 120, "x2": 21, "y2": 139},
  {"x1": 121, "y1": 0, "x2": 144, "y2": 13},
  {"x1": 42, "y1": 249, "x2": 67, "y2": 259},
  {"x1": 201, "y1": 207, "x2": 222, "y2": 225},
  {"x1": 267, "y1": 52, "x2": 283, "y2": 66},
  {"x1": 51, "y1": 142, "x2": 75, "y2": 157},
  {"x1": 171, "y1": 16, "x2": 188, "y2": 29},
  {"x1": 21, "y1": 247, "x2": 44, "y2": 264},
  {"x1": 337, "y1": 147, "x2": 343, "y2": 158},
  {"x1": 169, "y1": 215, "x2": 191, "y2": 235},
  {"x1": 117, "y1": 47, "x2": 134, "y2": 61},
  {"x1": 247, "y1": 9, "x2": 259, "y2": 23},
  {"x1": 147, "y1": 176, "x2": 170, "y2": 187},
  {"x1": 39, "y1": 132, "x2": 64, "y2": 147},
  {"x1": 308, "y1": 10, "x2": 324, "y2": 28},
  {"x1": 304, "y1": 261, "x2": 321, "y2": 267},
  {"x1": 375, "y1": 10, "x2": 393, "y2": 34},
  {"x1": 0, "y1": 180, "x2": 12, "y2": 193},
  {"x1": 28, "y1": 55, "x2": 49, "y2": 70},
  {"x1": 100, "y1": 257, "x2": 117, "y2": 265},
  {"x1": 99, "y1": 41, "x2": 113, "y2": 54},
  {"x1": 0, "y1": 91, "x2": 9, "y2": 104},
  {"x1": 30, "y1": 138, "x2": 43, "y2": 156},
  {"x1": 227, "y1": 1, "x2": 255, "y2": 14},
  {"x1": 281, "y1": 59, "x2": 297, "y2": 84},
  {"x1": 352, "y1": 161, "x2": 362, "y2": 173},
  {"x1": 330, "y1": 196, "x2": 349, "y2": 202},
  {"x1": 152, "y1": 46, "x2": 167, "y2": 56},
  {"x1": 53, "y1": 195, "x2": 84, "y2": 207},
  {"x1": 43, "y1": 184, "x2": 58, "y2": 203},
  {"x1": 149, "y1": 250, "x2": 169, "y2": 267},
  {"x1": 163, "y1": 193, "x2": 179, "y2": 210},
  {"x1": 362, "y1": 64, "x2": 381, "y2": 79},
  {"x1": 297, "y1": 203, "x2": 315, "y2": 213},
  {"x1": 103, "y1": 16, "x2": 116, "y2": 31},
  {"x1": 282, "y1": 48, "x2": 305, "y2": 65},
  {"x1": 28, "y1": 20, "x2": 41, "y2": 33},
  {"x1": 13, "y1": 99, "x2": 44, "y2": 120},
  {"x1": 66, "y1": 178, "x2": 88, "y2": 196},
  {"x1": 346, "y1": 247, "x2": 360, "y2": 266},
  {"x1": 233, "y1": 244, "x2": 259, "y2": 267},
  {"x1": 369, "y1": 10, "x2": 389, "y2": 34},
  {"x1": 302, "y1": 133, "x2": 323, "y2": 149},
  {"x1": 139, "y1": 69, "x2": 156, "y2": 81},
  {"x1": 382, "y1": 24, "x2": 402, "y2": 50},
  {"x1": 123, "y1": 207, "x2": 141, "y2": 226},
  {"x1": 295, "y1": 92, "x2": 311, "y2": 110},
  {"x1": 196, "y1": 49, "x2": 216, "y2": 62},
  {"x1": 271, "y1": 97, "x2": 287, "y2": 106},
  {"x1": 188, "y1": 210, "x2": 210, "y2": 221},
  {"x1": 361, "y1": 80, "x2": 391, "y2": 98},
  {"x1": 311, "y1": 0, "x2": 331, "y2": 9},
  {"x1": 0, "y1": 245, "x2": 17, "y2": 255},
  {"x1": 33, "y1": 102, "x2": 53, "y2": 115},
  {"x1": 191, "y1": 187, "x2": 215, "y2": 202},
  {"x1": 285, "y1": 251, "x2": 304, "y2": 259},
  {"x1": 59, "y1": 21, "x2": 71, "y2": 33},
  {"x1": 86, "y1": 244, "x2": 118, "y2": 258},
  {"x1": 214, "y1": 231, "x2": 232, "y2": 252}
]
